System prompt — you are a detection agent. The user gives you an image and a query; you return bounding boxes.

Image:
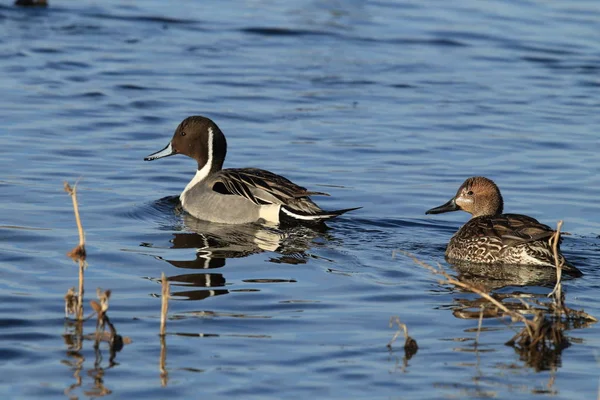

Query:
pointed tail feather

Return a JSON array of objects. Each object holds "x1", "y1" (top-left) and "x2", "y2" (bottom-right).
[
  {"x1": 301, "y1": 191, "x2": 330, "y2": 197},
  {"x1": 561, "y1": 257, "x2": 584, "y2": 277},
  {"x1": 280, "y1": 206, "x2": 361, "y2": 222}
]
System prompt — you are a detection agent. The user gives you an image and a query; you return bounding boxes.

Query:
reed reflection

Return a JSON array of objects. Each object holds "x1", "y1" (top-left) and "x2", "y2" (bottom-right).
[{"x1": 444, "y1": 261, "x2": 592, "y2": 373}]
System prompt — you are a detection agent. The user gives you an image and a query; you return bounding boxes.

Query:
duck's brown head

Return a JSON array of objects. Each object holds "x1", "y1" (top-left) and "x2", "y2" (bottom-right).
[
  {"x1": 426, "y1": 176, "x2": 504, "y2": 218},
  {"x1": 144, "y1": 116, "x2": 228, "y2": 173}
]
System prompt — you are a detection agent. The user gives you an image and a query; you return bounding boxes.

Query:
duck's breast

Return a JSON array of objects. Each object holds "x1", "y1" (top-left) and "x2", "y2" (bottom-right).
[{"x1": 181, "y1": 183, "x2": 273, "y2": 224}]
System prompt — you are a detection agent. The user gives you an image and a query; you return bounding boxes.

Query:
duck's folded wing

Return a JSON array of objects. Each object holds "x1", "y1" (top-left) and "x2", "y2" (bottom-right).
[
  {"x1": 211, "y1": 168, "x2": 329, "y2": 207},
  {"x1": 491, "y1": 214, "x2": 555, "y2": 246}
]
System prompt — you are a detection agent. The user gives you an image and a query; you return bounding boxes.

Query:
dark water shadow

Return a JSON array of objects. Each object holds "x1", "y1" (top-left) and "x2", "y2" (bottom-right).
[{"x1": 150, "y1": 209, "x2": 332, "y2": 301}]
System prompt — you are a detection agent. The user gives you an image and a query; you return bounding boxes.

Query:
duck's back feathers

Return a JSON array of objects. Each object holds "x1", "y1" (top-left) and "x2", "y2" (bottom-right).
[
  {"x1": 447, "y1": 214, "x2": 582, "y2": 277},
  {"x1": 487, "y1": 214, "x2": 555, "y2": 245},
  {"x1": 212, "y1": 168, "x2": 324, "y2": 205},
  {"x1": 209, "y1": 168, "x2": 358, "y2": 222}
]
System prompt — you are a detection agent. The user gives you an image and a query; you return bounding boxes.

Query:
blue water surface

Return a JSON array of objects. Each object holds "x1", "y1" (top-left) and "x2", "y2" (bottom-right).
[{"x1": 0, "y1": 1, "x2": 599, "y2": 399}]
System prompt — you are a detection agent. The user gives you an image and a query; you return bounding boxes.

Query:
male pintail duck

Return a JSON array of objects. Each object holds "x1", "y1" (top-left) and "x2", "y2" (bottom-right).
[
  {"x1": 425, "y1": 176, "x2": 583, "y2": 277},
  {"x1": 145, "y1": 116, "x2": 360, "y2": 225}
]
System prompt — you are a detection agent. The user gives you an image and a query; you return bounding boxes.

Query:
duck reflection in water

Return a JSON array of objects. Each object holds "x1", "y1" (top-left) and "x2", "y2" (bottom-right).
[
  {"x1": 448, "y1": 261, "x2": 563, "y2": 322},
  {"x1": 157, "y1": 212, "x2": 330, "y2": 301},
  {"x1": 451, "y1": 260, "x2": 562, "y2": 292}
]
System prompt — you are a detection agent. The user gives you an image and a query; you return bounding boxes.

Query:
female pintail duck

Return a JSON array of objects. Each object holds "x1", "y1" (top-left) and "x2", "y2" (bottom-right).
[
  {"x1": 145, "y1": 116, "x2": 360, "y2": 225},
  {"x1": 425, "y1": 176, "x2": 582, "y2": 277}
]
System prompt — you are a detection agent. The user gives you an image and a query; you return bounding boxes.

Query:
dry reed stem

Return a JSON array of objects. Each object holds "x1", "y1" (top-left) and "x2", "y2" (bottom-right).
[
  {"x1": 160, "y1": 272, "x2": 170, "y2": 337},
  {"x1": 64, "y1": 182, "x2": 85, "y2": 248},
  {"x1": 402, "y1": 251, "x2": 535, "y2": 338},
  {"x1": 64, "y1": 181, "x2": 86, "y2": 320},
  {"x1": 544, "y1": 222, "x2": 596, "y2": 322},
  {"x1": 548, "y1": 220, "x2": 563, "y2": 302},
  {"x1": 475, "y1": 304, "x2": 485, "y2": 346},
  {"x1": 555, "y1": 247, "x2": 595, "y2": 322},
  {"x1": 387, "y1": 316, "x2": 407, "y2": 349}
]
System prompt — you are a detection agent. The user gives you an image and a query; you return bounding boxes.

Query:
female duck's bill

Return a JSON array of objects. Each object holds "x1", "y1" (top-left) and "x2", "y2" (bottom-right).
[
  {"x1": 144, "y1": 115, "x2": 360, "y2": 225},
  {"x1": 425, "y1": 176, "x2": 583, "y2": 277},
  {"x1": 425, "y1": 197, "x2": 460, "y2": 215}
]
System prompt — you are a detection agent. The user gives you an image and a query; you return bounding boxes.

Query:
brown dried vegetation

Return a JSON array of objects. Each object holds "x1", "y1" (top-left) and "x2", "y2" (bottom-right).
[{"x1": 394, "y1": 220, "x2": 595, "y2": 370}]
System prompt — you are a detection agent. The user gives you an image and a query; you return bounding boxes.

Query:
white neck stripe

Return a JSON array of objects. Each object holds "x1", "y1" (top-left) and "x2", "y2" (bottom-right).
[{"x1": 180, "y1": 126, "x2": 214, "y2": 206}]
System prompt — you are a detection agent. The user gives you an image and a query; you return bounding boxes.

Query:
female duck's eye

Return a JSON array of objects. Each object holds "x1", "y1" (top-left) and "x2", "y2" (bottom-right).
[
  {"x1": 467, "y1": 190, "x2": 474, "y2": 196},
  {"x1": 181, "y1": 131, "x2": 186, "y2": 136}
]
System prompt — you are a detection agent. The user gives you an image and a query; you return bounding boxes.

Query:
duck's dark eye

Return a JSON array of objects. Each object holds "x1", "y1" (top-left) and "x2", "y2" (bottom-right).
[
  {"x1": 467, "y1": 190, "x2": 474, "y2": 196},
  {"x1": 181, "y1": 131, "x2": 186, "y2": 136}
]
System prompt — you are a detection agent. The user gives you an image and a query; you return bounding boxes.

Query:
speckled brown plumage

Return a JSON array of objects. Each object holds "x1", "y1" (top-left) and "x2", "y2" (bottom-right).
[{"x1": 426, "y1": 177, "x2": 582, "y2": 277}]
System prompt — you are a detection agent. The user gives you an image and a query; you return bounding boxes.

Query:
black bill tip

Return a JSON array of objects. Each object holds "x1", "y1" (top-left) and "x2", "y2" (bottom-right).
[
  {"x1": 426, "y1": 198, "x2": 459, "y2": 215},
  {"x1": 144, "y1": 142, "x2": 176, "y2": 161}
]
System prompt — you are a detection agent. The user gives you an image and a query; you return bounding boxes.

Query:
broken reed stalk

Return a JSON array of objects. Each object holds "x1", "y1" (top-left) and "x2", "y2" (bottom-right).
[
  {"x1": 91, "y1": 288, "x2": 112, "y2": 335},
  {"x1": 387, "y1": 316, "x2": 419, "y2": 367},
  {"x1": 387, "y1": 316, "x2": 407, "y2": 349},
  {"x1": 64, "y1": 182, "x2": 86, "y2": 320},
  {"x1": 160, "y1": 272, "x2": 170, "y2": 337},
  {"x1": 387, "y1": 316, "x2": 418, "y2": 351}
]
